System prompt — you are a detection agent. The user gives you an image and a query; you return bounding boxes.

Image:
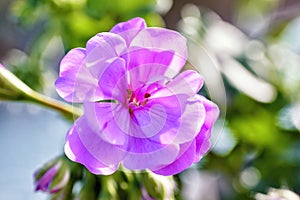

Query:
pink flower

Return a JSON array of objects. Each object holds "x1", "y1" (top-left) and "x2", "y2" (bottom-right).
[{"x1": 55, "y1": 17, "x2": 219, "y2": 175}]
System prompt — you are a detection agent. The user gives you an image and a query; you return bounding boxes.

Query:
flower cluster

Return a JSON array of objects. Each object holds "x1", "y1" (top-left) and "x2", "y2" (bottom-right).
[{"x1": 55, "y1": 17, "x2": 219, "y2": 176}]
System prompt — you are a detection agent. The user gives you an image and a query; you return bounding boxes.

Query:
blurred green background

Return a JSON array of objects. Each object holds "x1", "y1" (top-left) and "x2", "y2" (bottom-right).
[{"x1": 0, "y1": 0, "x2": 300, "y2": 199}]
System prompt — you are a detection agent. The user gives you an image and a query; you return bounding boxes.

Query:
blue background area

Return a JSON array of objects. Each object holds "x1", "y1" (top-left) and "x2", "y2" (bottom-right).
[{"x1": 0, "y1": 102, "x2": 71, "y2": 199}]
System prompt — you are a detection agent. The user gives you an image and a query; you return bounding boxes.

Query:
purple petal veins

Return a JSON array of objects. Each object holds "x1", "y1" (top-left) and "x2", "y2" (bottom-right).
[{"x1": 56, "y1": 17, "x2": 219, "y2": 175}]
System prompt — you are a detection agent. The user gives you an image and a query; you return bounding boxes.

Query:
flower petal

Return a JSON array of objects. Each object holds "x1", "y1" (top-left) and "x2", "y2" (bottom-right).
[
  {"x1": 194, "y1": 95, "x2": 219, "y2": 162},
  {"x1": 86, "y1": 32, "x2": 126, "y2": 55},
  {"x1": 57, "y1": 48, "x2": 85, "y2": 77},
  {"x1": 84, "y1": 33, "x2": 126, "y2": 77},
  {"x1": 55, "y1": 48, "x2": 100, "y2": 102},
  {"x1": 110, "y1": 17, "x2": 146, "y2": 45},
  {"x1": 127, "y1": 63, "x2": 169, "y2": 91},
  {"x1": 126, "y1": 85, "x2": 188, "y2": 143},
  {"x1": 167, "y1": 70, "x2": 204, "y2": 96},
  {"x1": 110, "y1": 17, "x2": 146, "y2": 34},
  {"x1": 142, "y1": 72, "x2": 205, "y2": 145},
  {"x1": 169, "y1": 96, "x2": 206, "y2": 144},
  {"x1": 83, "y1": 102, "x2": 130, "y2": 146},
  {"x1": 64, "y1": 117, "x2": 125, "y2": 175},
  {"x1": 122, "y1": 142, "x2": 180, "y2": 171},
  {"x1": 97, "y1": 57, "x2": 127, "y2": 101},
  {"x1": 121, "y1": 47, "x2": 175, "y2": 70},
  {"x1": 153, "y1": 140, "x2": 196, "y2": 176},
  {"x1": 130, "y1": 28, "x2": 187, "y2": 77}
]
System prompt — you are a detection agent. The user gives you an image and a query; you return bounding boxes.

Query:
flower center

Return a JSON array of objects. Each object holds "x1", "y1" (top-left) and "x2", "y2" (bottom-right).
[{"x1": 127, "y1": 89, "x2": 151, "y2": 114}]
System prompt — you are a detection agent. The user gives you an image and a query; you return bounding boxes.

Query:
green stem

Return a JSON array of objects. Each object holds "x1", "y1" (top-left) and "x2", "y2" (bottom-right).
[
  {"x1": 27, "y1": 90, "x2": 83, "y2": 119},
  {"x1": 0, "y1": 66, "x2": 82, "y2": 119}
]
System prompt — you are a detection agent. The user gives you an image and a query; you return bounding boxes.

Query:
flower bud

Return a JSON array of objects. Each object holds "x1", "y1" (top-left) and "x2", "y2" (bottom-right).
[{"x1": 34, "y1": 158, "x2": 70, "y2": 194}]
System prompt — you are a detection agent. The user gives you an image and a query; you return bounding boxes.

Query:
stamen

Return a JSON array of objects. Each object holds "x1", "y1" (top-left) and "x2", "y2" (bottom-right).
[
  {"x1": 133, "y1": 98, "x2": 139, "y2": 106},
  {"x1": 129, "y1": 107, "x2": 133, "y2": 115},
  {"x1": 141, "y1": 99, "x2": 148, "y2": 106}
]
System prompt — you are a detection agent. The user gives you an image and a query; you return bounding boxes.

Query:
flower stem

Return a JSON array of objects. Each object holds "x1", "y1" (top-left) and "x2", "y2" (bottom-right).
[
  {"x1": 0, "y1": 66, "x2": 82, "y2": 119},
  {"x1": 26, "y1": 90, "x2": 83, "y2": 119}
]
